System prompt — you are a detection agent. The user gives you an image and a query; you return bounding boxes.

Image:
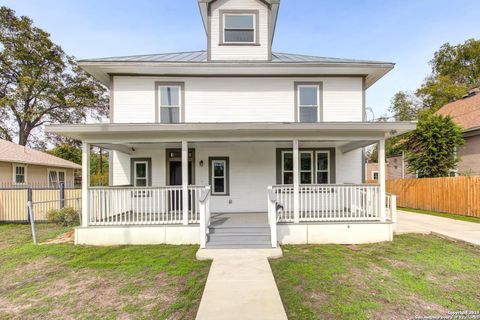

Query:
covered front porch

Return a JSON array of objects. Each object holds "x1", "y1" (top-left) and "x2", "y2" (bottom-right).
[{"x1": 45, "y1": 122, "x2": 413, "y2": 246}]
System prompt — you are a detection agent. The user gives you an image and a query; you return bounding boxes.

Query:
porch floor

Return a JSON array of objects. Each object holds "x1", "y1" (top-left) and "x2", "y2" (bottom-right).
[{"x1": 210, "y1": 212, "x2": 268, "y2": 227}]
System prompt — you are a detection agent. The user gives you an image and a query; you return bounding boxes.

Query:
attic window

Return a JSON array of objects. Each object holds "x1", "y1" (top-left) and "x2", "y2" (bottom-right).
[{"x1": 223, "y1": 13, "x2": 256, "y2": 44}]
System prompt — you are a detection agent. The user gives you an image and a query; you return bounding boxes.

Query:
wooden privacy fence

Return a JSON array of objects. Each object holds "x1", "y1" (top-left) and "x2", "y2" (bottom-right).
[
  {"x1": 0, "y1": 187, "x2": 81, "y2": 222},
  {"x1": 386, "y1": 176, "x2": 480, "y2": 217}
]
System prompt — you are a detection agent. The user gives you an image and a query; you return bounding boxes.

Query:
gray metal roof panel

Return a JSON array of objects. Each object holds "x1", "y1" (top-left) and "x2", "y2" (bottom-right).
[{"x1": 79, "y1": 50, "x2": 392, "y2": 65}]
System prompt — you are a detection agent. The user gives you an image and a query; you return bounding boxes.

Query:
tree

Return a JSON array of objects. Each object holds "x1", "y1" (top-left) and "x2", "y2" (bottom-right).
[
  {"x1": 417, "y1": 39, "x2": 480, "y2": 111},
  {"x1": 48, "y1": 144, "x2": 81, "y2": 165},
  {"x1": 0, "y1": 6, "x2": 108, "y2": 146},
  {"x1": 388, "y1": 91, "x2": 419, "y2": 121},
  {"x1": 405, "y1": 113, "x2": 464, "y2": 177}
]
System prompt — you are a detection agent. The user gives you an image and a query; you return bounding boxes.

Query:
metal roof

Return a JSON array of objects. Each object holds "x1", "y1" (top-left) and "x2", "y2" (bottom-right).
[{"x1": 79, "y1": 50, "x2": 391, "y2": 65}]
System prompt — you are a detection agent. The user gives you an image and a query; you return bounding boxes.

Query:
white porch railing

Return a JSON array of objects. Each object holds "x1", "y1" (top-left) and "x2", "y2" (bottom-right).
[
  {"x1": 272, "y1": 184, "x2": 381, "y2": 222},
  {"x1": 88, "y1": 186, "x2": 206, "y2": 226},
  {"x1": 386, "y1": 193, "x2": 398, "y2": 229},
  {"x1": 199, "y1": 186, "x2": 211, "y2": 249}
]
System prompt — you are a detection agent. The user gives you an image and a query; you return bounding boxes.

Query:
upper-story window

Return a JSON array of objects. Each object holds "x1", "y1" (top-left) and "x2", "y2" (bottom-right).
[
  {"x1": 222, "y1": 12, "x2": 257, "y2": 44},
  {"x1": 157, "y1": 83, "x2": 183, "y2": 123},
  {"x1": 297, "y1": 83, "x2": 322, "y2": 123}
]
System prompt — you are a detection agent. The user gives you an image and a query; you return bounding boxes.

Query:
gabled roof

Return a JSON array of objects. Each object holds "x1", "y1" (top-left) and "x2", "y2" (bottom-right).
[
  {"x1": 0, "y1": 139, "x2": 81, "y2": 169},
  {"x1": 197, "y1": 0, "x2": 280, "y2": 44},
  {"x1": 436, "y1": 88, "x2": 480, "y2": 132},
  {"x1": 80, "y1": 50, "x2": 390, "y2": 65}
]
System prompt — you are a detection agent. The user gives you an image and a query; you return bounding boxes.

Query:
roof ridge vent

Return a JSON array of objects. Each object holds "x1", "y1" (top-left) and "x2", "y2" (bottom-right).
[{"x1": 462, "y1": 87, "x2": 479, "y2": 99}]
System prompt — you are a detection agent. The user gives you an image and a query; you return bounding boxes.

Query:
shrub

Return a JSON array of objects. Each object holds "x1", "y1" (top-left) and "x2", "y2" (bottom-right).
[{"x1": 47, "y1": 207, "x2": 80, "y2": 227}]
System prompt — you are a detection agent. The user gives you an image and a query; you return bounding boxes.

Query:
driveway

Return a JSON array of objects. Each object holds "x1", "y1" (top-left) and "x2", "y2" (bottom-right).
[{"x1": 396, "y1": 210, "x2": 480, "y2": 246}]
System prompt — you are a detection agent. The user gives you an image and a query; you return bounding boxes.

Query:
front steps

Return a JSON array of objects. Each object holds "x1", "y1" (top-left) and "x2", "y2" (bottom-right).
[{"x1": 207, "y1": 225, "x2": 272, "y2": 248}]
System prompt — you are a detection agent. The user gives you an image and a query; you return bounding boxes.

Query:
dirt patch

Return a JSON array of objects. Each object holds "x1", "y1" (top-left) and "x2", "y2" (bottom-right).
[{"x1": 42, "y1": 230, "x2": 74, "y2": 244}]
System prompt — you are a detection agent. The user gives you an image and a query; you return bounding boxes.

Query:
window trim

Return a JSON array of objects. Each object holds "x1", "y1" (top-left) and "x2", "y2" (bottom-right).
[
  {"x1": 209, "y1": 157, "x2": 230, "y2": 196},
  {"x1": 155, "y1": 82, "x2": 185, "y2": 123},
  {"x1": 276, "y1": 148, "x2": 335, "y2": 185},
  {"x1": 315, "y1": 151, "x2": 330, "y2": 184},
  {"x1": 12, "y1": 164, "x2": 27, "y2": 185},
  {"x1": 47, "y1": 168, "x2": 66, "y2": 188},
  {"x1": 219, "y1": 9, "x2": 260, "y2": 46},
  {"x1": 130, "y1": 158, "x2": 152, "y2": 187},
  {"x1": 294, "y1": 82, "x2": 323, "y2": 123}
]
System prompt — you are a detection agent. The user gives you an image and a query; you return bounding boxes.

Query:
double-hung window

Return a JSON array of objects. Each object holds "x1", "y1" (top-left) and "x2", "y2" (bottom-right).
[
  {"x1": 134, "y1": 161, "x2": 149, "y2": 187},
  {"x1": 13, "y1": 165, "x2": 26, "y2": 184},
  {"x1": 158, "y1": 85, "x2": 181, "y2": 123},
  {"x1": 223, "y1": 13, "x2": 256, "y2": 44},
  {"x1": 210, "y1": 158, "x2": 229, "y2": 195},
  {"x1": 298, "y1": 84, "x2": 321, "y2": 122},
  {"x1": 280, "y1": 150, "x2": 331, "y2": 184},
  {"x1": 48, "y1": 169, "x2": 65, "y2": 188},
  {"x1": 316, "y1": 151, "x2": 330, "y2": 184}
]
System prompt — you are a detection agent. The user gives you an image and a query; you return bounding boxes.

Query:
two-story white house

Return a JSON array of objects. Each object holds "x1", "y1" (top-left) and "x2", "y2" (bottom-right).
[{"x1": 47, "y1": 0, "x2": 415, "y2": 247}]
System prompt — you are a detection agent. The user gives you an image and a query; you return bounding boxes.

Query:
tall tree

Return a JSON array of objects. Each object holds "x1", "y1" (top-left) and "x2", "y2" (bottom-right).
[
  {"x1": 388, "y1": 91, "x2": 419, "y2": 121},
  {"x1": 0, "y1": 6, "x2": 108, "y2": 146},
  {"x1": 406, "y1": 113, "x2": 463, "y2": 177},
  {"x1": 417, "y1": 39, "x2": 480, "y2": 111}
]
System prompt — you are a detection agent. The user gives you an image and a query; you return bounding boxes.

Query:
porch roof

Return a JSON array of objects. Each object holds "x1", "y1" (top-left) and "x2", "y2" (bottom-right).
[{"x1": 46, "y1": 122, "x2": 415, "y2": 152}]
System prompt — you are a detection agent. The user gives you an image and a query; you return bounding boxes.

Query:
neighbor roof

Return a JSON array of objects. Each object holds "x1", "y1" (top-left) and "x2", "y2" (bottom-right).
[
  {"x1": 436, "y1": 88, "x2": 480, "y2": 132},
  {"x1": 0, "y1": 139, "x2": 81, "y2": 169},
  {"x1": 79, "y1": 50, "x2": 390, "y2": 65}
]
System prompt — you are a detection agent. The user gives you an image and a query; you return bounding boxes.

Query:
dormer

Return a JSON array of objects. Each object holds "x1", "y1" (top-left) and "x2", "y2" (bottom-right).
[{"x1": 198, "y1": 0, "x2": 280, "y2": 61}]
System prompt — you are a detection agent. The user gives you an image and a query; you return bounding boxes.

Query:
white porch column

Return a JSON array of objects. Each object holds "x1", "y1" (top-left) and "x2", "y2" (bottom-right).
[
  {"x1": 182, "y1": 140, "x2": 189, "y2": 225},
  {"x1": 81, "y1": 142, "x2": 90, "y2": 227},
  {"x1": 379, "y1": 138, "x2": 386, "y2": 222},
  {"x1": 293, "y1": 139, "x2": 300, "y2": 223}
]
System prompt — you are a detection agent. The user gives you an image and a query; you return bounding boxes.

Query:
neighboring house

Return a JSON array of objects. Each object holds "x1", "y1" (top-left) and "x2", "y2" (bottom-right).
[
  {"x1": 0, "y1": 139, "x2": 81, "y2": 187},
  {"x1": 46, "y1": 0, "x2": 415, "y2": 247},
  {"x1": 436, "y1": 88, "x2": 480, "y2": 175},
  {"x1": 366, "y1": 153, "x2": 415, "y2": 181}
]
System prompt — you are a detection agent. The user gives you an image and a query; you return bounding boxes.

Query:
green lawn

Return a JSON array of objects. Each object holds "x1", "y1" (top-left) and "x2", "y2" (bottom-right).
[
  {"x1": 270, "y1": 234, "x2": 480, "y2": 320},
  {"x1": 400, "y1": 207, "x2": 480, "y2": 224},
  {"x1": 0, "y1": 224, "x2": 211, "y2": 319}
]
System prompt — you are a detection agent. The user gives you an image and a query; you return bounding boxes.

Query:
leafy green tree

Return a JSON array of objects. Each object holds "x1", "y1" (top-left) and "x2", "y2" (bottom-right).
[
  {"x1": 388, "y1": 91, "x2": 419, "y2": 121},
  {"x1": 0, "y1": 6, "x2": 108, "y2": 146},
  {"x1": 48, "y1": 144, "x2": 81, "y2": 165},
  {"x1": 417, "y1": 39, "x2": 480, "y2": 111},
  {"x1": 406, "y1": 113, "x2": 464, "y2": 177}
]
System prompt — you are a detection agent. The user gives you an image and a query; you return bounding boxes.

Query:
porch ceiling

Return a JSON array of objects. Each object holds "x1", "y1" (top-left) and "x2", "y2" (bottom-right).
[{"x1": 46, "y1": 122, "x2": 416, "y2": 144}]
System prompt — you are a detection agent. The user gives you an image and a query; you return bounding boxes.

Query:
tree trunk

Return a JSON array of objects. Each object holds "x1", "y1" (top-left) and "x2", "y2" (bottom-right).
[{"x1": 18, "y1": 130, "x2": 29, "y2": 146}]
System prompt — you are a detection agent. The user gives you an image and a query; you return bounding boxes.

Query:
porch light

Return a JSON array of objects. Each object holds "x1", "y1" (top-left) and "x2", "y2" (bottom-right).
[{"x1": 199, "y1": 160, "x2": 204, "y2": 167}]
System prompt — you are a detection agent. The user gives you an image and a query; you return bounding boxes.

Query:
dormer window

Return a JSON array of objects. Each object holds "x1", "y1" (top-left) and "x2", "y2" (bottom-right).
[{"x1": 221, "y1": 10, "x2": 258, "y2": 45}]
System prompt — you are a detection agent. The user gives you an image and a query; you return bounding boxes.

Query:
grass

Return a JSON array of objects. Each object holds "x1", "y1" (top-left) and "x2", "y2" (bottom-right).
[
  {"x1": 270, "y1": 234, "x2": 480, "y2": 320},
  {"x1": 400, "y1": 207, "x2": 480, "y2": 224},
  {"x1": 0, "y1": 223, "x2": 211, "y2": 319}
]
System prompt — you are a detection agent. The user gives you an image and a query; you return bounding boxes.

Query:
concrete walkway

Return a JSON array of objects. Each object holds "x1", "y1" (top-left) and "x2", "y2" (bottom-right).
[
  {"x1": 196, "y1": 248, "x2": 288, "y2": 320},
  {"x1": 396, "y1": 210, "x2": 480, "y2": 246}
]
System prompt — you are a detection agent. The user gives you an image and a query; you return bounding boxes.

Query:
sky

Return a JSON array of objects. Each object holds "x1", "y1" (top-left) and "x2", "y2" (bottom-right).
[{"x1": 3, "y1": 0, "x2": 479, "y2": 119}]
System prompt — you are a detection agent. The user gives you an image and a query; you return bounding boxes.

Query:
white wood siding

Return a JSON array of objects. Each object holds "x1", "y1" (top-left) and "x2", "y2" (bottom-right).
[
  {"x1": 112, "y1": 76, "x2": 363, "y2": 123},
  {"x1": 110, "y1": 143, "x2": 363, "y2": 212},
  {"x1": 210, "y1": 0, "x2": 270, "y2": 61}
]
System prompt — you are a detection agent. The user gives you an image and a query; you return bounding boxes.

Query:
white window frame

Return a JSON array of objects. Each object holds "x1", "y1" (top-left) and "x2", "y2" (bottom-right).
[
  {"x1": 158, "y1": 85, "x2": 182, "y2": 124},
  {"x1": 48, "y1": 169, "x2": 66, "y2": 188},
  {"x1": 372, "y1": 171, "x2": 379, "y2": 180},
  {"x1": 300, "y1": 151, "x2": 314, "y2": 185},
  {"x1": 133, "y1": 161, "x2": 149, "y2": 187},
  {"x1": 12, "y1": 164, "x2": 27, "y2": 185},
  {"x1": 211, "y1": 159, "x2": 227, "y2": 195},
  {"x1": 281, "y1": 151, "x2": 293, "y2": 185},
  {"x1": 298, "y1": 85, "x2": 321, "y2": 123},
  {"x1": 223, "y1": 13, "x2": 256, "y2": 44},
  {"x1": 315, "y1": 151, "x2": 330, "y2": 184}
]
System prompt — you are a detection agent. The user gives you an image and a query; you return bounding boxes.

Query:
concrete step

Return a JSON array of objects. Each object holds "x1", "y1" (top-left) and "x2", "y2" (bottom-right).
[
  {"x1": 208, "y1": 234, "x2": 271, "y2": 243},
  {"x1": 205, "y1": 243, "x2": 273, "y2": 249},
  {"x1": 209, "y1": 226, "x2": 270, "y2": 234}
]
